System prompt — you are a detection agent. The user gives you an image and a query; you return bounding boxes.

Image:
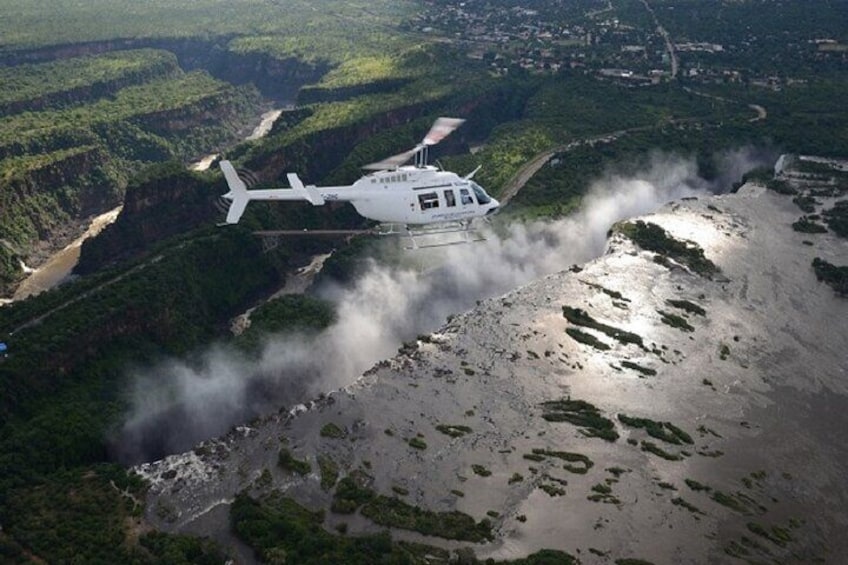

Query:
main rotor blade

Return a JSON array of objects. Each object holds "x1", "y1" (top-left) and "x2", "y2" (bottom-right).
[
  {"x1": 423, "y1": 117, "x2": 465, "y2": 146},
  {"x1": 362, "y1": 146, "x2": 421, "y2": 171}
]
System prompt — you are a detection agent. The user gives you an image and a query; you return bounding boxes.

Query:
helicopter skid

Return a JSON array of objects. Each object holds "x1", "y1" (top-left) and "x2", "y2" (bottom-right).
[{"x1": 376, "y1": 221, "x2": 487, "y2": 249}]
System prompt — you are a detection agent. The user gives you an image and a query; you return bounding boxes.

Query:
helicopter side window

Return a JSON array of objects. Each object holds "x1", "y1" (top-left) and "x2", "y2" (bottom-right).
[
  {"x1": 459, "y1": 188, "x2": 475, "y2": 205},
  {"x1": 444, "y1": 189, "x2": 456, "y2": 207},
  {"x1": 418, "y1": 192, "x2": 440, "y2": 210}
]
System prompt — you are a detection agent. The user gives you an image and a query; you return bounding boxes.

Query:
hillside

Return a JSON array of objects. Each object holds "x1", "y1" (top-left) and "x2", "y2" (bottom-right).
[{"x1": 136, "y1": 172, "x2": 848, "y2": 562}]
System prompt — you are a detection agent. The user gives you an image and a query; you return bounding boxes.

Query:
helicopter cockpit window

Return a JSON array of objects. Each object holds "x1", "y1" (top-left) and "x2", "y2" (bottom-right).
[
  {"x1": 459, "y1": 188, "x2": 475, "y2": 205},
  {"x1": 469, "y1": 182, "x2": 491, "y2": 205},
  {"x1": 444, "y1": 189, "x2": 456, "y2": 207},
  {"x1": 418, "y1": 192, "x2": 440, "y2": 210}
]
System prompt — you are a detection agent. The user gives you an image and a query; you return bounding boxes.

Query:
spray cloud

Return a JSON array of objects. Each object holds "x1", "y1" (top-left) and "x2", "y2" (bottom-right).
[{"x1": 115, "y1": 149, "x2": 768, "y2": 463}]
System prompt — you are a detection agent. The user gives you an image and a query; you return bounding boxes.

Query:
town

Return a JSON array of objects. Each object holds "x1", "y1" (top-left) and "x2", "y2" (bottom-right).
[{"x1": 410, "y1": 0, "x2": 847, "y2": 88}]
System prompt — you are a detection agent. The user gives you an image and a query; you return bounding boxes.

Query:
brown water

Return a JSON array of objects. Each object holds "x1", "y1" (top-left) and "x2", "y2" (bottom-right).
[{"x1": 10, "y1": 206, "x2": 122, "y2": 301}]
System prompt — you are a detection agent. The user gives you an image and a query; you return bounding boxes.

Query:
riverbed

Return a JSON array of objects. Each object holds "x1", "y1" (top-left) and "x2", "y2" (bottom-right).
[{"x1": 10, "y1": 206, "x2": 123, "y2": 301}]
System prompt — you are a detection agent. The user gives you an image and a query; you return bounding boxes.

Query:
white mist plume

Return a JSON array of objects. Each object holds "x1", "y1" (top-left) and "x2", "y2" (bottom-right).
[{"x1": 116, "y1": 150, "x2": 768, "y2": 463}]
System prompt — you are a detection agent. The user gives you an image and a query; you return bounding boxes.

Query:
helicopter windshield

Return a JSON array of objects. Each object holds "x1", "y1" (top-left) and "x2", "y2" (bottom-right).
[{"x1": 469, "y1": 181, "x2": 491, "y2": 205}]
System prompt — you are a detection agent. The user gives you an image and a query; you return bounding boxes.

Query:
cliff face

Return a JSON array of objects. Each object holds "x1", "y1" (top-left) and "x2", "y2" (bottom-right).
[
  {"x1": 75, "y1": 164, "x2": 219, "y2": 274},
  {"x1": 0, "y1": 39, "x2": 328, "y2": 103},
  {"x1": 138, "y1": 183, "x2": 848, "y2": 562}
]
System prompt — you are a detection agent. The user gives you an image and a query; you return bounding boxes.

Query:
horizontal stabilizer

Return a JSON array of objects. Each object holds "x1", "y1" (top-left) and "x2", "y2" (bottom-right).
[{"x1": 287, "y1": 173, "x2": 325, "y2": 205}]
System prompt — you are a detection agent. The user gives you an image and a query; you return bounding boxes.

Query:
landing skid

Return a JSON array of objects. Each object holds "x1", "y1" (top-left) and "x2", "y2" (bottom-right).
[{"x1": 377, "y1": 221, "x2": 487, "y2": 249}]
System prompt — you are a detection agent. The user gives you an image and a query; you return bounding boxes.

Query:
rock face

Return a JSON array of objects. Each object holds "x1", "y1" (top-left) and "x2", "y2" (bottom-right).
[{"x1": 137, "y1": 184, "x2": 848, "y2": 562}]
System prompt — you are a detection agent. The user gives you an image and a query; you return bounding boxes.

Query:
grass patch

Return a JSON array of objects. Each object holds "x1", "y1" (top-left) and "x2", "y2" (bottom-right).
[
  {"x1": 621, "y1": 360, "x2": 657, "y2": 377},
  {"x1": 331, "y1": 474, "x2": 375, "y2": 514},
  {"x1": 792, "y1": 217, "x2": 828, "y2": 233},
  {"x1": 712, "y1": 491, "x2": 749, "y2": 514},
  {"x1": 508, "y1": 473, "x2": 524, "y2": 484},
  {"x1": 539, "y1": 483, "x2": 566, "y2": 497},
  {"x1": 563, "y1": 306, "x2": 645, "y2": 349},
  {"x1": 530, "y1": 449, "x2": 594, "y2": 474},
  {"x1": 320, "y1": 422, "x2": 347, "y2": 439},
  {"x1": 540, "y1": 398, "x2": 619, "y2": 442},
  {"x1": 641, "y1": 441, "x2": 683, "y2": 461},
  {"x1": 317, "y1": 455, "x2": 339, "y2": 491},
  {"x1": 746, "y1": 522, "x2": 792, "y2": 547},
  {"x1": 619, "y1": 415, "x2": 693, "y2": 445},
  {"x1": 657, "y1": 310, "x2": 695, "y2": 332},
  {"x1": 793, "y1": 195, "x2": 819, "y2": 213},
  {"x1": 471, "y1": 464, "x2": 492, "y2": 477},
  {"x1": 581, "y1": 280, "x2": 631, "y2": 302},
  {"x1": 823, "y1": 200, "x2": 848, "y2": 238},
  {"x1": 408, "y1": 437, "x2": 427, "y2": 450},
  {"x1": 435, "y1": 424, "x2": 472, "y2": 438},
  {"x1": 666, "y1": 299, "x2": 706, "y2": 316},
  {"x1": 685, "y1": 478, "x2": 712, "y2": 492},
  {"x1": 278, "y1": 448, "x2": 310, "y2": 476},
  {"x1": 565, "y1": 327, "x2": 610, "y2": 350},
  {"x1": 812, "y1": 257, "x2": 848, "y2": 296},
  {"x1": 672, "y1": 497, "x2": 704, "y2": 515},
  {"x1": 360, "y1": 496, "x2": 493, "y2": 542},
  {"x1": 614, "y1": 220, "x2": 718, "y2": 277}
]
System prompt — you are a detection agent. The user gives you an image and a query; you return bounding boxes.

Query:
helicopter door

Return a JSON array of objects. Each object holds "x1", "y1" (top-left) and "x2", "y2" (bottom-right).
[
  {"x1": 444, "y1": 189, "x2": 457, "y2": 207},
  {"x1": 459, "y1": 188, "x2": 475, "y2": 205}
]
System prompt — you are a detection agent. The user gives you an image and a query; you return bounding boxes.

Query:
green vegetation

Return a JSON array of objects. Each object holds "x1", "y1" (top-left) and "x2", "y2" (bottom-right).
[
  {"x1": 233, "y1": 490, "x2": 447, "y2": 564},
  {"x1": 320, "y1": 423, "x2": 347, "y2": 439},
  {"x1": 657, "y1": 310, "x2": 696, "y2": 332},
  {"x1": 317, "y1": 455, "x2": 339, "y2": 491},
  {"x1": 539, "y1": 398, "x2": 619, "y2": 442},
  {"x1": 618, "y1": 415, "x2": 693, "y2": 445},
  {"x1": 823, "y1": 200, "x2": 848, "y2": 238},
  {"x1": 435, "y1": 424, "x2": 472, "y2": 438},
  {"x1": 472, "y1": 464, "x2": 492, "y2": 477},
  {"x1": 685, "y1": 479, "x2": 712, "y2": 493},
  {"x1": 588, "y1": 482, "x2": 620, "y2": 504},
  {"x1": 0, "y1": 49, "x2": 180, "y2": 113},
  {"x1": 240, "y1": 295, "x2": 336, "y2": 350},
  {"x1": 408, "y1": 437, "x2": 428, "y2": 450},
  {"x1": 509, "y1": 473, "x2": 524, "y2": 484},
  {"x1": 747, "y1": 522, "x2": 792, "y2": 548},
  {"x1": 712, "y1": 491, "x2": 750, "y2": 514},
  {"x1": 563, "y1": 306, "x2": 645, "y2": 349},
  {"x1": 565, "y1": 327, "x2": 611, "y2": 350},
  {"x1": 621, "y1": 360, "x2": 657, "y2": 377},
  {"x1": 361, "y1": 496, "x2": 494, "y2": 543},
  {"x1": 672, "y1": 497, "x2": 704, "y2": 516},
  {"x1": 641, "y1": 441, "x2": 683, "y2": 461},
  {"x1": 278, "y1": 448, "x2": 311, "y2": 476},
  {"x1": 666, "y1": 299, "x2": 706, "y2": 316},
  {"x1": 614, "y1": 221, "x2": 718, "y2": 277},
  {"x1": 792, "y1": 217, "x2": 828, "y2": 233},
  {"x1": 529, "y1": 449, "x2": 594, "y2": 475},
  {"x1": 812, "y1": 258, "x2": 848, "y2": 295}
]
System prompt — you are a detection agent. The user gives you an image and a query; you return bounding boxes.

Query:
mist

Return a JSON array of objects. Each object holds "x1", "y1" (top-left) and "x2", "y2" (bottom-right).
[{"x1": 114, "y1": 149, "x2": 769, "y2": 464}]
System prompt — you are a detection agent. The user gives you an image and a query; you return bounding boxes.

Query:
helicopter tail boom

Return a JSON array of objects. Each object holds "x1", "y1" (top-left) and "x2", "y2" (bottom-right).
[{"x1": 219, "y1": 161, "x2": 326, "y2": 224}]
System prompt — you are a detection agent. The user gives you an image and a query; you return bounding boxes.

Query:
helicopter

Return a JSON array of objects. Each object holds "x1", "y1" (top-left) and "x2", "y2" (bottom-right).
[{"x1": 219, "y1": 117, "x2": 499, "y2": 247}]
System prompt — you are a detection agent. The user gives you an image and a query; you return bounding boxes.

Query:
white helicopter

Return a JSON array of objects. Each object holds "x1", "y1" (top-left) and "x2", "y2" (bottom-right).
[{"x1": 219, "y1": 117, "x2": 499, "y2": 247}]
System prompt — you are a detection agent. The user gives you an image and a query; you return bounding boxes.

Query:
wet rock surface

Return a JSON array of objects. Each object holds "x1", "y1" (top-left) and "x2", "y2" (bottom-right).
[{"x1": 137, "y1": 183, "x2": 848, "y2": 562}]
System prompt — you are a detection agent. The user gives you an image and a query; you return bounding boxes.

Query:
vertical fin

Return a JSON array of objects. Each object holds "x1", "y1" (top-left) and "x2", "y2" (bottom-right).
[{"x1": 220, "y1": 160, "x2": 250, "y2": 224}]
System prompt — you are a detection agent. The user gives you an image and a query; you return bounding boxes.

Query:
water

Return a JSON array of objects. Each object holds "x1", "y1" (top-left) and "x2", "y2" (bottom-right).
[{"x1": 10, "y1": 206, "x2": 122, "y2": 301}]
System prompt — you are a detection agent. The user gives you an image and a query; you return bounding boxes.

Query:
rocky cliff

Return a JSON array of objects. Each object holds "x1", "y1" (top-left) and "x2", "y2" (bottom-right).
[{"x1": 137, "y1": 181, "x2": 848, "y2": 563}]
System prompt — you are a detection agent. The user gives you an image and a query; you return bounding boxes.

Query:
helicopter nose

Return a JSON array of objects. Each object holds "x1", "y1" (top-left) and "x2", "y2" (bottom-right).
[{"x1": 486, "y1": 198, "x2": 500, "y2": 215}]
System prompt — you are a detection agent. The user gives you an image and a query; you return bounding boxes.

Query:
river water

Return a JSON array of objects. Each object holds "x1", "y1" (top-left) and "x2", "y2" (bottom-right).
[{"x1": 9, "y1": 206, "x2": 123, "y2": 302}]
